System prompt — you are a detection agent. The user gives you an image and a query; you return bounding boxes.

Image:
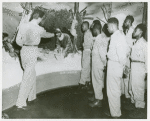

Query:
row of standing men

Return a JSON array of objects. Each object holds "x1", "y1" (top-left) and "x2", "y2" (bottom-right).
[
  {"x1": 14, "y1": 9, "x2": 147, "y2": 119},
  {"x1": 75, "y1": 15, "x2": 147, "y2": 118}
]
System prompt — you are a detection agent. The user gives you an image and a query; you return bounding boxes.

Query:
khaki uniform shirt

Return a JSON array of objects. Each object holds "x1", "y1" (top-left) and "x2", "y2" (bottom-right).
[
  {"x1": 92, "y1": 33, "x2": 109, "y2": 67},
  {"x1": 16, "y1": 22, "x2": 47, "y2": 46},
  {"x1": 131, "y1": 37, "x2": 147, "y2": 73},
  {"x1": 83, "y1": 29, "x2": 93, "y2": 50},
  {"x1": 107, "y1": 30, "x2": 128, "y2": 66}
]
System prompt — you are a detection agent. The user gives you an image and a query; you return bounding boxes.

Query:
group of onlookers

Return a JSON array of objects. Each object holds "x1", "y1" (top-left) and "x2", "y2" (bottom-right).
[{"x1": 75, "y1": 15, "x2": 147, "y2": 118}]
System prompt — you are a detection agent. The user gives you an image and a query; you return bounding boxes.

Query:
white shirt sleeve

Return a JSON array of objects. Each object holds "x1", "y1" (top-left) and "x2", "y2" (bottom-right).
[
  {"x1": 16, "y1": 24, "x2": 26, "y2": 47},
  {"x1": 40, "y1": 28, "x2": 54, "y2": 38},
  {"x1": 116, "y1": 35, "x2": 128, "y2": 66},
  {"x1": 144, "y1": 43, "x2": 147, "y2": 73}
]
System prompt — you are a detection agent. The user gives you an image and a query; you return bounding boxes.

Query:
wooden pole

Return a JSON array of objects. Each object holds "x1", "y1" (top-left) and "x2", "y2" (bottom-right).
[
  {"x1": 142, "y1": 2, "x2": 147, "y2": 41},
  {"x1": 74, "y1": 2, "x2": 79, "y2": 14}
]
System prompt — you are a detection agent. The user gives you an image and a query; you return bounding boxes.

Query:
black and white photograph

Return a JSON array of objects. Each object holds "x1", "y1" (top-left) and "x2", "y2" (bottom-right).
[{"x1": 2, "y1": 1, "x2": 148, "y2": 119}]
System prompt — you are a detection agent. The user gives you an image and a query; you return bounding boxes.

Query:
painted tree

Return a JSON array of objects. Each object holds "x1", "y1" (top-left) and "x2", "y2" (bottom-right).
[
  {"x1": 96, "y1": 3, "x2": 112, "y2": 23},
  {"x1": 11, "y1": 2, "x2": 33, "y2": 51},
  {"x1": 70, "y1": 2, "x2": 83, "y2": 53},
  {"x1": 14, "y1": 2, "x2": 113, "y2": 51}
]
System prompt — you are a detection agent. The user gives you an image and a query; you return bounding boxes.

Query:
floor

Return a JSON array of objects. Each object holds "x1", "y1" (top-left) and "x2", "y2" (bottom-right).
[{"x1": 3, "y1": 86, "x2": 147, "y2": 119}]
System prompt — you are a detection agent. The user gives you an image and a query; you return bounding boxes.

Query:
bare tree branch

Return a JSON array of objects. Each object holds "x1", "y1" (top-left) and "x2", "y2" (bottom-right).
[
  {"x1": 74, "y1": 2, "x2": 79, "y2": 14},
  {"x1": 79, "y1": 6, "x2": 87, "y2": 13},
  {"x1": 83, "y1": 17, "x2": 94, "y2": 20},
  {"x1": 30, "y1": 2, "x2": 32, "y2": 9},
  {"x1": 69, "y1": 9, "x2": 74, "y2": 18},
  {"x1": 20, "y1": 3, "x2": 29, "y2": 13},
  {"x1": 25, "y1": 2, "x2": 27, "y2": 8},
  {"x1": 82, "y1": 10, "x2": 86, "y2": 17},
  {"x1": 107, "y1": 2, "x2": 112, "y2": 19},
  {"x1": 96, "y1": 17, "x2": 106, "y2": 23},
  {"x1": 101, "y1": 6, "x2": 108, "y2": 22},
  {"x1": 103, "y1": 4, "x2": 107, "y2": 15}
]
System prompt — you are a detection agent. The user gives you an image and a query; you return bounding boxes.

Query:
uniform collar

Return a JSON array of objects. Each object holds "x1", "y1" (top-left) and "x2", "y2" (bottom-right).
[
  {"x1": 111, "y1": 30, "x2": 120, "y2": 38},
  {"x1": 95, "y1": 34, "x2": 101, "y2": 38},
  {"x1": 127, "y1": 26, "x2": 134, "y2": 34},
  {"x1": 85, "y1": 29, "x2": 90, "y2": 34},
  {"x1": 138, "y1": 37, "x2": 145, "y2": 43},
  {"x1": 30, "y1": 20, "x2": 39, "y2": 26},
  {"x1": 134, "y1": 37, "x2": 145, "y2": 45}
]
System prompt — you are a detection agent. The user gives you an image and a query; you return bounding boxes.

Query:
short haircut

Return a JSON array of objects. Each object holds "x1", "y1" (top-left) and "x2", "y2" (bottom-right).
[
  {"x1": 125, "y1": 15, "x2": 134, "y2": 24},
  {"x1": 29, "y1": 9, "x2": 45, "y2": 21},
  {"x1": 136, "y1": 23, "x2": 146, "y2": 37},
  {"x1": 82, "y1": 21, "x2": 89, "y2": 28},
  {"x1": 93, "y1": 20, "x2": 100, "y2": 25},
  {"x1": 102, "y1": 24, "x2": 111, "y2": 37},
  {"x1": 108, "y1": 17, "x2": 119, "y2": 26},
  {"x1": 3, "y1": 32, "x2": 8, "y2": 39},
  {"x1": 93, "y1": 23, "x2": 102, "y2": 33}
]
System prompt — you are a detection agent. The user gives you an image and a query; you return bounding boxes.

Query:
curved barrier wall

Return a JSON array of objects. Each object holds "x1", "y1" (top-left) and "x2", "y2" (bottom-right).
[
  {"x1": 2, "y1": 70, "x2": 81, "y2": 111},
  {"x1": 2, "y1": 52, "x2": 82, "y2": 111}
]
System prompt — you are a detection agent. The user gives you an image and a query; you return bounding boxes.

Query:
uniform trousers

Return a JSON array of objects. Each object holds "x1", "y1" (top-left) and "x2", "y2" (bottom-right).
[
  {"x1": 92, "y1": 54, "x2": 104, "y2": 100},
  {"x1": 79, "y1": 50, "x2": 91, "y2": 85},
  {"x1": 130, "y1": 62, "x2": 146, "y2": 108},
  {"x1": 16, "y1": 46, "x2": 38, "y2": 107},
  {"x1": 107, "y1": 60, "x2": 123, "y2": 117}
]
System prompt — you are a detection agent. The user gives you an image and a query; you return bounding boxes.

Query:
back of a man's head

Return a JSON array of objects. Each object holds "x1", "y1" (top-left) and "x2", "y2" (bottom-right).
[
  {"x1": 125, "y1": 15, "x2": 134, "y2": 24},
  {"x1": 102, "y1": 24, "x2": 111, "y2": 37},
  {"x1": 3, "y1": 32, "x2": 8, "y2": 40},
  {"x1": 30, "y1": 9, "x2": 45, "y2": 21},
  {"x1": 82, "y1": 21, "x2": 89, "y2": 28},
  {"x1": 108, "y1": 17, "x2": 119, "y2": 26},
  {"x1": 55, "y1": 28, "x2": 62, "y2": 33},
  {"x1": 136, "y1": 23, "x2": 146, "y2": 37},
  {"x1": 93, "y1": 23, "x2": 102, "y2": 33},
  {"x1": 93, "y1": 20, "x2": 101, "y2": 25}
]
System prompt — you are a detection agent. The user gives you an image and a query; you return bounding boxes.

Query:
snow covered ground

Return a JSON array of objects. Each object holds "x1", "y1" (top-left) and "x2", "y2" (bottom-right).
[{"x1": 2, "y1": 49, "x2": 82, "y2": 89}]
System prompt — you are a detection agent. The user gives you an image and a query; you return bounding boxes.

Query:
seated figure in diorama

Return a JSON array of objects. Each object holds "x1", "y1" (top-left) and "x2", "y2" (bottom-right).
[
  {"x1": 2, "y1": 32, "x2": 19, "y2": 59},
  {"x1": 55, "y1": 28, "x2": 73, "y2": 58}
]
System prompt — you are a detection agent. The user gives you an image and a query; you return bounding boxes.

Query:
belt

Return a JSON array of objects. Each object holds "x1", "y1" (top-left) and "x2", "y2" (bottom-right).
[
  {"x1": 23, "y1": 44, "x2": 38, "y2": 47},
  {"x1": 108, "y1": 59, "x2": 119, "y2": 63},
  {"x1": 131, "y1": 60, "x2": 145, "y2": 63}
]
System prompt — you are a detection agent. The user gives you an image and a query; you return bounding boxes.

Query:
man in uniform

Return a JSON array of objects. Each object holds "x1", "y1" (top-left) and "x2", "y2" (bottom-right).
[
  {"x1": 87, "y1": 20, "x2": 102, "y2": 95},
  {"x1": 88, "y1": 23, "x2": 109, "y2": 107},
  {"x1": 90, "y1": 20, "x2": 101, "y2": 36},
  {"x1": 75, "y1": 21, "x2": 93, "y2": 94},
  {"x1": 121, "y1": 15, "x2": 135, "y2": 103},
  {"x1": 127, "y1": 24, "x2": 147, "y2": 118},
  {"x1": 105, "y1": 17, "x2": 128, "y2": 118},
  {"x1": 55, "y1": 28, "x2": 73, "y2": 58}
]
